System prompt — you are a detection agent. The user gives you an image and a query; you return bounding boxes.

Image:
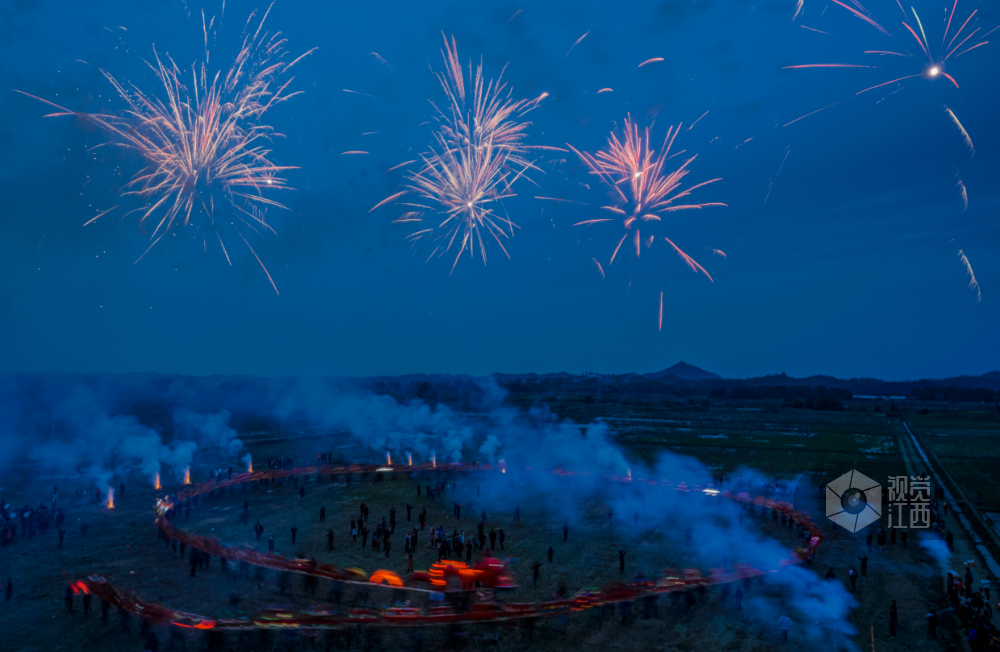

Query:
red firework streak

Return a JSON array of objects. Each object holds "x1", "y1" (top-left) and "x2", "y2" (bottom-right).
[{"x1": 74, "y1": 462, "x2": 823, "y2": 631}]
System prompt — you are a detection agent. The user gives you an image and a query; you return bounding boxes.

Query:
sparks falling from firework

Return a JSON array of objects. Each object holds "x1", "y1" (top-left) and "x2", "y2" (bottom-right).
[
  {"x1": 19, "y1": 6, "x2": 314, "y2": 293},
  {"x1": 658, "y1": 291, "x2": 664, "y2": 331},
  {"x1": 371, "y1": 34, "x2": 556, "y2": 273},
  {"x1": 568, "y1": 115, "x2": 724, "y2": 275},
  {"x1": 945, "y1": 106, "x2": 975, "y2": 155},
  {"x1": 958, "y1": 249, "x2": 981, "y2": 302},
  {"x1": 957, "y1": 177, "x2": 968, "y2": 209},
  {"x1": 784, "y1": 0, "x2": 994, "y2": 129}
]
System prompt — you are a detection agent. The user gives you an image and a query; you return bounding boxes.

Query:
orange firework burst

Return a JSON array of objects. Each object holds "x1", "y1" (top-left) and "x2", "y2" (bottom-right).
[
  {"x1": 19, "y1": 6, "x2": 314, "y2": 293},
  {"x1": 371, "y1": 34, "x2": 557, "y2": 273},
  {"x1": 568, "y1": 115, "x2": 725, "y2": 275},
  {"x1": 784, "y1": 0, "x2": 995, "y2": 128}
]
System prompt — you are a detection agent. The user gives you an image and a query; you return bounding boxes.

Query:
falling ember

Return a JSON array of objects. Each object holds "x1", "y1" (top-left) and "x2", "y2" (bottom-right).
[
  {"x1": 945, "y1": 107, "x2": 975, "y2": 155},
  {"x1": 386, "y1": 452, "x2": 392, "y2": 465},
  {"x1": 407, "y1": 453, "x2": 413, "y2": 466},
  {"x1": 107, "y1": 487, "x2": 115, "y2": 509},
  {"x1": 154, "y1": 474, "x2": 161, "y2": 490},
  {"x1": 184, "y1": 467, "x2": 191, "y2": 485},
  {"x1": 957, "y1": 178, "x2": 968, "y2": 210},
  {"x1": 957, "y1": 249, "x2": 981, "y2": 303},
  {"x1": 659, "y1": 292, "x2": 664, "y2": 331},
  {"x1": 637, "y1": 57, "x2": 664, "y2": 68}
]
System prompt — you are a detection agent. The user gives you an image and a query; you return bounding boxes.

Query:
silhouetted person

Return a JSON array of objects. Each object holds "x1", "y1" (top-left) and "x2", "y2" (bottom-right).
[
  {"x1": 515, "y1": 506, "x2": 520, "y2": 521},
  {"x1": 119, "y1": 482, "x2": 125, "y2": 499},
  {"x1": 619, "y1": 550, "x2": 626, "y2": 574},
  {"x1": 547, "y1": 546, "x2": 554, "y2": 563},
  {"x1": 4, "y1": 577, "x2": 12, "y2": 602},
  {"x1": 65, "y1": 584, "x2": 74, "y2": 612},
  {"x1": 319, "y1": 506, "x2": 326, "y2": 522},
  {"x1": 82, "y1": 592, "x2": 92, "y2": 618},
  {"x1": 101, "y1": 599, "x2": 109, "y2": 624},
  {"x1": 927, "y1": 610, "x2": 938, "y2": 638},
  {"x1": 532, "y1": 561, "x2": 542, "y2": 586},
  {"x1": 327, "y1": 529, "x2": 334, "y2": 551},
  {"x1": 255, "y1": 521, "x2": 264, "y2": 541},
  {"x1": 889, "y1": 600, "x2": 898, "y2": 638},
  {"x1": 858, "y1": 556, "x2": 868, "y2": 577},
  {"x1": 58, "y1": 528, "x2": 65, "y2": 549},
  {"x1": 563, "y1": 523, "x2": 568, "y2": 542},
  {"x1": 299, "y1": 488, "x2": 305, "y2": 499},
  {"x1": 268, "y1": 536, "x2": 274, "y2": 554},
  {"x1": 291, "y1": 525, "x2": 298, "y2": 544},
  {"x1": 498, "y1": 529, "x2": 505, "y2": 550}
]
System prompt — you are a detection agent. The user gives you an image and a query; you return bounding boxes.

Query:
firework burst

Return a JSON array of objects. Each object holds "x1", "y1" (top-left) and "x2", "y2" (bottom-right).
[
  {"x1": 371, "y1": 34, "x2": 556, "y2": 273},
  {"x1": 19, "y1": 5, "x2": 314, "y2": 293},
  {"x1": 568, "y1": 115, "x2": 725, "y2": 275},
  {"x1": 784, "y1": 0, "x2": 994, "y2": 131}
]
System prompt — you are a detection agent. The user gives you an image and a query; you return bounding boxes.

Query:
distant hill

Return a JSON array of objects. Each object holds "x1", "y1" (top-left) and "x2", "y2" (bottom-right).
[{"x1": 644, "y1": 362, "x2": 722, "y2": 381}]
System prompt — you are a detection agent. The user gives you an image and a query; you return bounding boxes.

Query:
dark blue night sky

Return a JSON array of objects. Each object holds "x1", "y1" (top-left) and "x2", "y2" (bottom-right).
[{"x1": 0, "y1": 0, "x2": 996, "y2": 380}]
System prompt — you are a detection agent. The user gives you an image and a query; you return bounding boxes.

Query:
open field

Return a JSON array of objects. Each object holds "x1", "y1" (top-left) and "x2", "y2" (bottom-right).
[{"x1": 0, "y1": 399, "x2": 986, "y2": 652}]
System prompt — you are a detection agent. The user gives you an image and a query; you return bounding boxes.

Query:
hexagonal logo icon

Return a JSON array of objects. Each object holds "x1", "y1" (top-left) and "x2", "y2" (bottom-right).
[{"x1": 826, "y1": 470, "x2": 881, "y2": 533}]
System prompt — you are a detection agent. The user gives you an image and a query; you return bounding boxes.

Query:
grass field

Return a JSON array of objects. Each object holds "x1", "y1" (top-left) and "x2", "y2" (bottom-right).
[{"x1": 0, "y1": 399, "x2": 978, "y2": 652}]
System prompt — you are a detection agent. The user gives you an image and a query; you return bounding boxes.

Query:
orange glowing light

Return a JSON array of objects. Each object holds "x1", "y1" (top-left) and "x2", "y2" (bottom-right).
[
  {"x1": 154, "y1": 473, "x2": 161, "y2": 490},
  {"x1": 407, "y1": 453, "x2": 413, "y2": 466},
  {"x1": 369, "y1": 570, "x2": 404, "y2": 587},
  {"x1": 432, "y1": 454, "x2": 436, "y2": 468},
  {"x1": 386, "y1": 452, "x2": 392, "y2": 465},
  {"x1": 107, "y1": 487, "x2": 115, "y2": 509},
  {"x1": 184, "y1": 467, "x2": 191, "y2": 484}
]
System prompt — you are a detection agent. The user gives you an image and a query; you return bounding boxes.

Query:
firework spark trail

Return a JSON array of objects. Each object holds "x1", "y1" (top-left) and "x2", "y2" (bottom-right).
[
  {"x1": 764, "y1": 147, "x2": 791, "y2": 205},
  {"x1": 793, "y1": 0, "x2": 804, "y2": 21},
  {"x1": 19, "y1": 7, "x2": 314, "y2": 293},
  {"x1": 785, "y1": 0, "x2": 993, "y2": 125},
  {"x1": 944, "y1": 107, "x2": 974, "y2": 155},
  {"x1": 535, "y1": 196, "x2": 590, "y2": 206},
  {"x1": 957, "y1": 249, "x2": 980, "y2": 302},
  {"x1": 957, "y1": 177, "x2": 968, "y2": 209},
  {"x1": 597, "y1": 88, "x2": 613, "y2": 94},
  {"x1": 373, "y1": 34, "x2": 557, "y2": 272},
  {"x1": 637, "y1": 57, "x2": 664, "y2": 68},
  {"x1": 711, "y1": 248, "x2": 727, "y2": 258},
  {"x1": 593, "y1": 258, "x2": 605, "y2": 279},
  {"x1": 658, "y1": 291, "x2": 664, "y2": 331},
  {"x1": 688, "y1": 111, "x2": 709, "y2": 131},
  {"x1": 565, "y1": 31, "x2": 590, "y2": 58}
]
